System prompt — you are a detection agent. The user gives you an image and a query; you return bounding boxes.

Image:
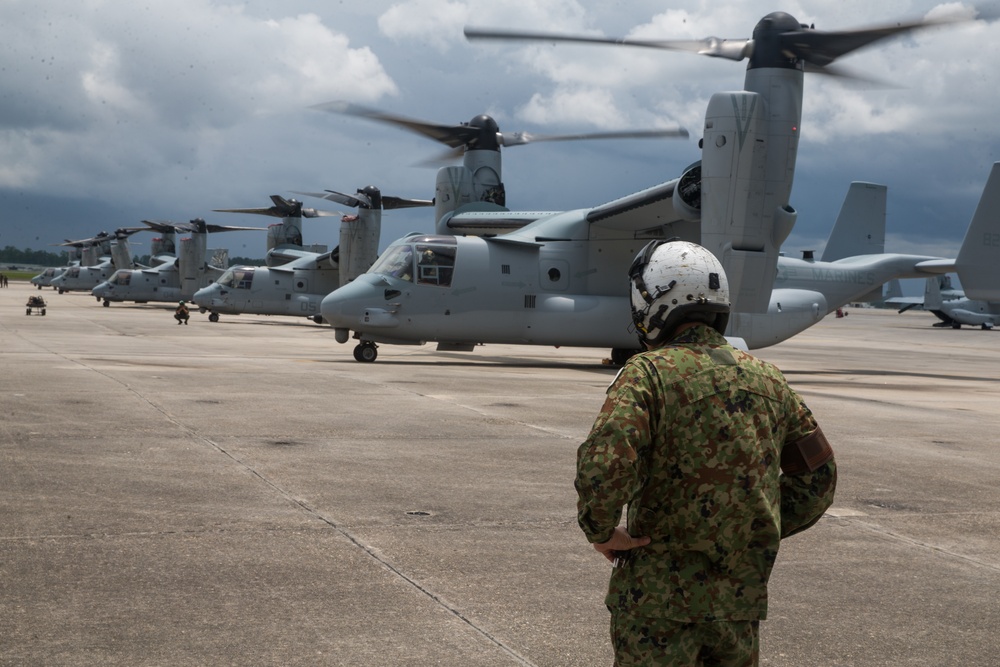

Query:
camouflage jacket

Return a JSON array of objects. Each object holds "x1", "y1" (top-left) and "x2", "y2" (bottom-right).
[{"x1": 576, "y1": 324, "x2": 837, "y2": 621}]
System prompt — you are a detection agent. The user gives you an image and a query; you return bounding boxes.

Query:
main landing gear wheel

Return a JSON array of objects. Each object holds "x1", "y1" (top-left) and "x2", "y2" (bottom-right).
[
  {"x1": 209, "y1": 313, "x2": 220, "y2": 322},
  {"x1": 353, "y1": 342, "x2": 378, "y2": 362}
]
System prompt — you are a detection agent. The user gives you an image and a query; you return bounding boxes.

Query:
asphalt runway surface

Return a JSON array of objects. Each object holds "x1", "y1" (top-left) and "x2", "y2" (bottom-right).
[{"x1": 2, "y1": 281, "x2": 998, "y2": 666}]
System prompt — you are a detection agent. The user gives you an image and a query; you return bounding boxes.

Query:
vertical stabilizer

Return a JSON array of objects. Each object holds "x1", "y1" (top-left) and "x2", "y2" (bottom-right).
[
  {"x1": 821, "y1": 182, "x2": 886, "y2": 261},
  {"x1": 924, "y1": 276, "x2": 944, "y2": 310},
  {"x1": 955, "y1": 162, "x2": 1000, "y2": 300}
]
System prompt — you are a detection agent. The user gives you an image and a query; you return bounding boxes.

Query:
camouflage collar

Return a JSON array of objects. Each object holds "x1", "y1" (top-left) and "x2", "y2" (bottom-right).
[{"x1": 665, "y1": 323, "x2": 727, "y2": 347}]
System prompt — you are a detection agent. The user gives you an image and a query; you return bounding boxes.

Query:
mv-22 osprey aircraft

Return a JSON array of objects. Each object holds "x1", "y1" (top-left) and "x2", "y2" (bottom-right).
[
  {"x1": 48, "y1": 227, "x2": 147, "y2": 294},
  {"x1": 191, "y1": 111, "x2": 686, "y2": 327},
  {"x1": 92, "y1": 218, "x2": 257, "y2": 306},
  {"x1": 319, "y1": 9, "x2": 1000, "y2": 362},
  {"x1": 191, "y1": 191, "x2": 432, "y2": 322}
]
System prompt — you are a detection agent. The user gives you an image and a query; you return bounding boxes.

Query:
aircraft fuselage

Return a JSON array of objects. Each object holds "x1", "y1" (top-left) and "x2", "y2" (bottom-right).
[{"x1": 192, "y1": 265, "x2": 339, "y2": 321}]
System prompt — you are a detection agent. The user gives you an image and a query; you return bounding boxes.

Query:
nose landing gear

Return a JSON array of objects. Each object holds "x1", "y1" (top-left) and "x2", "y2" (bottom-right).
[{"x1": 353, "y1": 341, "x2": 378, "y2": 362}]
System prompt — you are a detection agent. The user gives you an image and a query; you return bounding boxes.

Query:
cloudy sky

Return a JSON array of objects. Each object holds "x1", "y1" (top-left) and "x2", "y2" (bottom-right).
[{"x1": 2, "y1": 0, "x2": 999, "y2": 281}]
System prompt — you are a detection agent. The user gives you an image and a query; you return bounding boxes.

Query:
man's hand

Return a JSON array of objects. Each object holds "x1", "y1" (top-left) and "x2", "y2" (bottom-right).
[{"x1": 593, "y1": 527, "x2": 651, "y2": 563}]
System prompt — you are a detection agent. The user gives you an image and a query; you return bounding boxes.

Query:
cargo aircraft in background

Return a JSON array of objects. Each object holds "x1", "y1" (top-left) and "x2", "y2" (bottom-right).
[{"x1": 923, "y1": 275, "x2": 1000, "y2": 330}]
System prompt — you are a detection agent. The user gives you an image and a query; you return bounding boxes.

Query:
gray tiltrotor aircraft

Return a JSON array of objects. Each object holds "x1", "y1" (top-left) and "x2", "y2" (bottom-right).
[
  {"x1": 92, "y1": 218, "x2": 258, "y2": 305},
  {"x1": 191, "y1": 189, "x2": 432, "y2": 322},
  {"x1": 49, "y1": 227, "x2": 146, "y2": 294},
  {"x1": 189, "y1": 107, "x2": 681, "y2": 328},
  {"x1": 923, "y1": 277, "x2": 999, "y2": 330},
  {"x1": 318, "y1": 10, "x2": 1000, "y2": 362}
]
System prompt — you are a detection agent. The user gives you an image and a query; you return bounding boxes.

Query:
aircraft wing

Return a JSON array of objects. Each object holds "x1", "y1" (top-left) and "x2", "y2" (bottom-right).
[
  {"x1": 441, "y1": 211, "x2": 557, "y2": 237},
  {"x1": 476, "y1": 178, "x2": 697, "y2": 248},
  {"x1": 268, "y1": 247, "x2": 318, "y2": 266},
  {"x1": 585, "y1": 178, "x2": 685, "y2": 232}
]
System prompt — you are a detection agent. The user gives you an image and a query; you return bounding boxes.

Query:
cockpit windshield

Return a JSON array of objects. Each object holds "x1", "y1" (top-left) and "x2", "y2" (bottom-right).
[
  {"x1": 110, "y1": 270, "x2": 131, "y2": 286},
  {"x1": 369, "y1": 240, "x2": 456, "y2": 287},
  {"x1": 370, "y1": 245, "x2": 415, "y2": 281},
  {"x1": 218, "y1": 267, "x2": 254, "y2": 289}
]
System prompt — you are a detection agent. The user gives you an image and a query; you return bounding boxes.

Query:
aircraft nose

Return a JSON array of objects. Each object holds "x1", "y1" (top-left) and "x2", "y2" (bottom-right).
[
  {"x1": 192, "y1": 285, "x2": 215, "y2": 307},
  {"x1": 320, "y1": 277, "x2": 384, "y2": 327}
]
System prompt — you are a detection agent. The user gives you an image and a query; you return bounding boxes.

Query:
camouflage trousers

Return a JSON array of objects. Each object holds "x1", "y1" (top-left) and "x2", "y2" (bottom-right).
[{"x1": 610, "y1": 611, "x2": 759, "y2": 667}]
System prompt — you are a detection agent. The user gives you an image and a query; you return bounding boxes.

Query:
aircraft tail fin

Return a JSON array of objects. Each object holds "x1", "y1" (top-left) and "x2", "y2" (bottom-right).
[
  {"x1": 821, "y1": 182, "x2": 886, "y2": 261},
  {"x1": 884, "y1": 278, "x2": 903, "y2": 300},
  {"x1": 955, "y1": 162, "x2": 1000, "y2": 300},
  {"x1": 924, "y1": 276, "x2": 944, "y2": 310}
]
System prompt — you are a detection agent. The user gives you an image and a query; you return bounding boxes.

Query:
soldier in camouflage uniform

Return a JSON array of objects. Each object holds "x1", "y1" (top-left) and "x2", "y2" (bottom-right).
[{"x1": 576, "y1": 241, "x2": 836, "y2": 666}]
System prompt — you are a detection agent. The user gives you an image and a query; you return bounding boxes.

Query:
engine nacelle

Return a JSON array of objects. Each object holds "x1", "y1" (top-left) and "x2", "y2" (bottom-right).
[
  {"x1": 672, "y1": 161, "x2": 702, "y2": 222},
  {"x1": 339, "y1": 206, "x2": 380, "y2": 287},
  {"x1": 267, "y1": 218, "x2": 303, "y2": 251}
]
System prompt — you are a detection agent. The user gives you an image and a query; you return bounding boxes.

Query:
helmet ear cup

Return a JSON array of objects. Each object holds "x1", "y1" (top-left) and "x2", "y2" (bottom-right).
[{"x1": 629, "y1": 241, "x2": 731, "y2": 344}]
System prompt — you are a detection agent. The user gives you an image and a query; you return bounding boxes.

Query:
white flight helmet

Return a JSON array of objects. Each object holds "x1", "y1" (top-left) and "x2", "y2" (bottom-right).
[{"x1": 628, "y1": 240, "x2": 731, "y2": 346}]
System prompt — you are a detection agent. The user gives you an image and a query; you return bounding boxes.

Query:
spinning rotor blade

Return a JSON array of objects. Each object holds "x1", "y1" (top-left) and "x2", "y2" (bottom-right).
[
  {"x1": 500, "y1": 127, "x2": 688, "y2": 146},
  {"x1": 464, "y1": 28, "x2": 753, "y2": 61},
  {"x1": 466, "y1": 6, "x2": 994, "y2": 76},
  {"x1": 779, "y1": 9, "x2": 994, "y2": 68},
  {"x1": 313, "y1": 102, "x2": 479, "y2": 148},
  {"x1": 317, "y1": 99, "x2": 687, "y2": 166}
]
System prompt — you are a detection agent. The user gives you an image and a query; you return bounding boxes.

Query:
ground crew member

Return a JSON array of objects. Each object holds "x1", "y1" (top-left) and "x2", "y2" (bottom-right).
[
  {"x1": 175, "y1": 300, "x2": 190, "y2": 325},
  {"x1": 576, "y1": 240, "x2": 837, "y2": 666}
]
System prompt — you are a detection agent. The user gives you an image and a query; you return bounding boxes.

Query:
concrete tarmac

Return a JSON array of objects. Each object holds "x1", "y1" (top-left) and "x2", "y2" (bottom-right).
[{"x1": 2, "y1": 281, "x2": 999, "y2": 666}]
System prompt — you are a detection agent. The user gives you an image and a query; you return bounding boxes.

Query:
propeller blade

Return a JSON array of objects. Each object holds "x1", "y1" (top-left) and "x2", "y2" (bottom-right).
[
  {"x1": 111, "y1": 226, "x2": 149, "y2": 240},
  {"x1": 464, "y1": 27, "x2": 753, "y2": 61},
  {"x1": 201, "y1": 223, "x2": 267, "y2": 234},
  {"x1": 292, "y1": 189, "x2": 367, "y2": 211},
  {"x1": 381, "y1": 196, "x2": 435, "y2": 210},
  {"x1": 781, "y1": 7, "x2": 992, "y2": 68},
  {"x1": 142, "y1": 219, "x2": 193, "y2": 234},
  {"x1": 214, "y1": 207, "x2": 282, "y2": 216},
  {"x1": 414, "y1": 145, "x2": 467, "y2": 167},
  {"x1": 301, "y1": 208, "x2": 343, "y2": 218},
  {"x1": 293, "y1": 189, "x2": 431, "y2": 211},
  {"x1": 313, "y1": 101, "x2": 478, "y2": 148},
  {"x1": 143, "y1": 219, "x2": 263, "y2": 234},
  {"x1": 500, "y1": 127, "x2": 688, "y2": 147}
]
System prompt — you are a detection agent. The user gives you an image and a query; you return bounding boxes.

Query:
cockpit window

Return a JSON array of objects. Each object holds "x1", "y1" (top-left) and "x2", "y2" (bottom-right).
[
  {"x1": 369, "y1": 245, "x2": 415, "y2": 282},
  {"x1": 111, "y1": 271, "x2": 131, "y2": 286},
  {"x1": 415, "y1": 245, "x2": 455, "y2": 287},
  {"x1": 219, "y1": 267, "x2": 254, "y2": 289}
]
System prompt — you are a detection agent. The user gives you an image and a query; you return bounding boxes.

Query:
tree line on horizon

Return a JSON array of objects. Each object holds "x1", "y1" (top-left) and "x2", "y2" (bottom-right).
[{"x1": 1, "y1": 246, "x2": 264, "y2": 268}]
